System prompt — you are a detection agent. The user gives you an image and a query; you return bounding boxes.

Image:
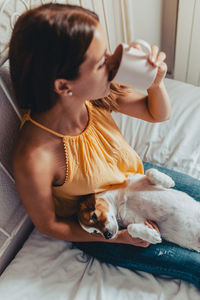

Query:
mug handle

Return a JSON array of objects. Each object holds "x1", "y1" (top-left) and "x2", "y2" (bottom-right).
[{"x1": 129, "y1": 39, "x2": 151, "y2": 57}]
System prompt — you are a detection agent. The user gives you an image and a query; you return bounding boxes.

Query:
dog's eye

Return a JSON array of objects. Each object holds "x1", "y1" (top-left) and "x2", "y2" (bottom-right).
[
  {"x1": 93, "y1": 230, "x2": 98, "y2": 234},
  {"x1": 91, "y1": 212, "x2": 98, "y2": 223}
]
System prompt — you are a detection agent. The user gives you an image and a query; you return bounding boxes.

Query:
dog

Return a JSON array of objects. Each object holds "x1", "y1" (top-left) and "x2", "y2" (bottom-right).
[{"x1": 78, "y1": 168, "x2": 200, "y2": 252}]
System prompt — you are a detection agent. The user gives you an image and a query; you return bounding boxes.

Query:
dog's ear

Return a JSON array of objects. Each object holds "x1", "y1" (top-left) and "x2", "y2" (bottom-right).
[{"x1": 79, "y1": 193, "x2": 96, "y2": 211}]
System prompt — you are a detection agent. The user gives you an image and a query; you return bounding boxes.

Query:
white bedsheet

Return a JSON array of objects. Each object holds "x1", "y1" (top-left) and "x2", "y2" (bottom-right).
[
  {"x1": 0, "y1": 229, "x2": 199, "y2": 300},
  {"x1": 0, "y1": 78, "x2": 200, "y2": 299}
]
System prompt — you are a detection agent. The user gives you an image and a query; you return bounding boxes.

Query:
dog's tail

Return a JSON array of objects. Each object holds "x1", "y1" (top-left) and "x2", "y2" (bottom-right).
[{"x1": 145, "y1": 168, "x2": 175, "y2": 188}]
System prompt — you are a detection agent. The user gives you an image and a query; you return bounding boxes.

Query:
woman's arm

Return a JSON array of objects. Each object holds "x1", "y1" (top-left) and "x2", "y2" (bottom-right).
[
  {"x1": 116, "y1": 45, "x2": 171, "y2": 123},
  {"x1": 45, "y1": 216, "x2": 152, "y2": 248},
  {"x1": 13, "y1": 150, "x2": 152, "y2": 247}
]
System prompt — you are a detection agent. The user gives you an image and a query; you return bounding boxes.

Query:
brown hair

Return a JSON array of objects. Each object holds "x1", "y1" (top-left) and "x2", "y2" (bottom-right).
[
  {"x1": 9, "y1": 3, "x2": 129, "y2": 114},
  {"x1": 9, "y1": 3, "x2": 99, "y2": 113}
]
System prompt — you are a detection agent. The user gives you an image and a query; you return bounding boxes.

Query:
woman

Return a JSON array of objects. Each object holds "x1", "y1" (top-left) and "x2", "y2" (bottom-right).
[{"x1": 9, "y1": 3, "x2": 200, "y2": 288}]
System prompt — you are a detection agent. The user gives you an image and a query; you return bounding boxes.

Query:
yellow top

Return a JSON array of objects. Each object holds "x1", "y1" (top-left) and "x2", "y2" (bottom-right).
[{"x1": 21, "y1": 101, "x2": 143, "y2": 217}]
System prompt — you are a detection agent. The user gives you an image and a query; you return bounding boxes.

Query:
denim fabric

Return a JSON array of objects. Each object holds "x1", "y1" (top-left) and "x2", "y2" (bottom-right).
[{"x1": 74, "y1": 162, "x2": 200, "y2": 288}]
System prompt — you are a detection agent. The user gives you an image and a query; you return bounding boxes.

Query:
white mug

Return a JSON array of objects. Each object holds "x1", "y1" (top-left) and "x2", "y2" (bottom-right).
[{"x1": 111, "y1": 39, "x2": 158, "y2": 90}]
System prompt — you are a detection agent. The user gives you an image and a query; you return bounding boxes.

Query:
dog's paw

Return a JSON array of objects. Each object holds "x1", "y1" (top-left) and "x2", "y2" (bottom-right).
[
  {"x1": 127, "y1": 223, "x2": 162, "y2": 244},
  {"x1": 146, "y1": 168, "x2": 175, "y2": 189},
  {"x1": 145, "y1": 228, "x2": 162, "y2": 244}
]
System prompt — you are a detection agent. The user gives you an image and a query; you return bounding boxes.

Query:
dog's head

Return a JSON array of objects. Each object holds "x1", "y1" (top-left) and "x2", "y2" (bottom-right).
[{"x1": 78, "y1": 193, "x2": 118, "y2": 239}]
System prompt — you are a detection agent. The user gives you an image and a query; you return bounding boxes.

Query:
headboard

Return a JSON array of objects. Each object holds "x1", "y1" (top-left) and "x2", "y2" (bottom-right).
[
  {"x1": 0, "y1": 48, "x2": 33, "y2": 273},
  {"x1": 0, "y1": 0, "x2": 37, "y2": 273}
]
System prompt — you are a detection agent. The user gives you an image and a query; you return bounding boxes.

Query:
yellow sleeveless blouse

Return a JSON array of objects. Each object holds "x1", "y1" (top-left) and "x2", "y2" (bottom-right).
[{"x1": 21, "y1": 101, "x2": 143, "y2": 217}]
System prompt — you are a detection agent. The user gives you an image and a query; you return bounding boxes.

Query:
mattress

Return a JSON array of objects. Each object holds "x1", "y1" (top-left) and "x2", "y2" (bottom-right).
[{"x1": 0, "y1": 78, "x2": 200, "y2": 299}]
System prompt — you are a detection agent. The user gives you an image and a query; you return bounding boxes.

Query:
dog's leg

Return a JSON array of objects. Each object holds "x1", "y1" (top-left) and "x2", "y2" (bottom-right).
[
  {"x1": 127, "y1": 223, "x2": 162, "y2": 244},
  {"x1": 145, "y1": 168, "x2": 175, "y2": 188}
]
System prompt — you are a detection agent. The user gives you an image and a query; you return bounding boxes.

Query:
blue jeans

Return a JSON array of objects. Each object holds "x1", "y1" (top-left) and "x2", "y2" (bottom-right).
[{"x1": 74, "y1": 162, "x2": 200, "y2": 289}]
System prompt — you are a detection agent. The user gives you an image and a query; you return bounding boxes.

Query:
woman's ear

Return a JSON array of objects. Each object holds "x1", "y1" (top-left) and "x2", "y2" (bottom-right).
[{"x1": 54, "y1": 78, "x2": 71, "y2": 95}]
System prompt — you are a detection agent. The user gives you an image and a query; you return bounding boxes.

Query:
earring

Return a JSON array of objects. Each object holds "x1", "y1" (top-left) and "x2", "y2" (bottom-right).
[{"x1": 67, "y1": 90, "x2": 73, "y2": 96}]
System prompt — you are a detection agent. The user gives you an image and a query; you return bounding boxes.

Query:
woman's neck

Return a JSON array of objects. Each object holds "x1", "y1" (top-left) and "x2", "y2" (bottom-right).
[{"x1": 32, "y1": 96, "x2": 89, "y2": 136}]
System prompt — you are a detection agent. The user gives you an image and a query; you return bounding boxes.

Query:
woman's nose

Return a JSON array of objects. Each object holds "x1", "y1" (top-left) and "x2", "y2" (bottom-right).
[{"x1": 107, "y1": 45, "x2": 122, "y2": 81}]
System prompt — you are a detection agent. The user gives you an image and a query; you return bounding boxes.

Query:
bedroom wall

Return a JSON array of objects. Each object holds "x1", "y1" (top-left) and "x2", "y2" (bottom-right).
[
  {"x1": 161, "y1": 0, "x2": 179, "y2": 78},
  {"x1": 79, "y1": 0, "x2": 163, "y2": 51},
  {"x1": 128, "y1": 0, "x2": 162, "y2": 48},
  {"x1": 174, "y1": 0, "x2": 200, "y2": 86}
]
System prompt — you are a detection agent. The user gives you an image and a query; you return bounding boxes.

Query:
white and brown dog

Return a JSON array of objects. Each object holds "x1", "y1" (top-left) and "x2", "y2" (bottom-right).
[{"x1": 78, "y1": 168, "x2": 200, "y2": 252}]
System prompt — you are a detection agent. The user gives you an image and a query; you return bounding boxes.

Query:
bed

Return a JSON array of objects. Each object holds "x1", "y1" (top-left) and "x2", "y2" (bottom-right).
[{"x1": 0, "y1": 1, "x2": 200, "y2": 299}]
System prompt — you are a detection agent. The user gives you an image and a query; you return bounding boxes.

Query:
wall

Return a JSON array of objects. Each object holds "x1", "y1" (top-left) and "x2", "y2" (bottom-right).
[
  {"x1": 174, "y1": 0, "x2": 200, "y2": 86},
  {"x1": 80, "y1": 0, "x2": 163, "y2": 52},
  {"x1": 121, "y1": 0, "x2": 178, "y2": 78},
  {"x1": 161, "y1": 0, "x2": 179, "y2": 77},
  {"x1": 130, "y1": 0, "x2": 162, "y2": 47}
]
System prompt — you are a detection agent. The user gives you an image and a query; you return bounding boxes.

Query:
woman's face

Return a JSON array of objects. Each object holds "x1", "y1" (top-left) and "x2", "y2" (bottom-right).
[{"x1": 69, "y1": 23, "x2": 112, "y2": 100}]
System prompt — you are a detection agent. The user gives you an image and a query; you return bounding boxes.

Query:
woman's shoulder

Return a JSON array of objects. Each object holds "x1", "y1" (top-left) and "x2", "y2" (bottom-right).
[{"x1": 13, "y1": 125, "x2": 56, "y2": 179}]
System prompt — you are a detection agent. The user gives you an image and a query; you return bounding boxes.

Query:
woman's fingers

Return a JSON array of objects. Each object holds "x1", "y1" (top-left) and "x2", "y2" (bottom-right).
[
  {"x1": 148, "y1": 45, "x2": 167, "y2": 86},
  {"x1": 145, "y1": 220, "x2": 160, "y2": 234},
  {"x1": 149, "y1": 45, "x2": 159, "y2": 65},
  {"x1": 118, "y1": 229, "x2": 151, "y2": 248},
  {"x1": 148, "y1": 45, "x2": 166, "y2": 67},
  {"x1": 157, "y1": 51, "x2": 166, "y2": 65}
]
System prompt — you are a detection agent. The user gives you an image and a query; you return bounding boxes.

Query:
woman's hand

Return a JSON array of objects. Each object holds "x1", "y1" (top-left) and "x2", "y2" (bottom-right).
[
  {"x1": 132, "y1": 42, "x2": 170, "y2": 122},
  {"x1": 113, "y1": 221, "x2": 161, "y2": 248},
  {"x1": 144, "y1": 220, "x2": 160, "y2": 234},
  {"x1": 133, "y1": 43, "x2": 167, "y2": 88},
  {"x1": 148, "y1": 45, "x2": 167, "y2": 87},
  {"x1": 116, "y1": 229, "x2": 150, "y2": 247}
]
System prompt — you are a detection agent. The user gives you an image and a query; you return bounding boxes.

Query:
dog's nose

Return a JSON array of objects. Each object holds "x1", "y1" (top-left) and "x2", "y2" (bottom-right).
[{"x1": 104, "y1": 231, "x2": 112, "y2": 239}]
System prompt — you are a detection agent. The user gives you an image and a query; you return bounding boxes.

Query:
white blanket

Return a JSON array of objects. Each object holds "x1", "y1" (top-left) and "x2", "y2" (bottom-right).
[{"x1": 0, "y1": 78, "x2": 199, "y2": 299}]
